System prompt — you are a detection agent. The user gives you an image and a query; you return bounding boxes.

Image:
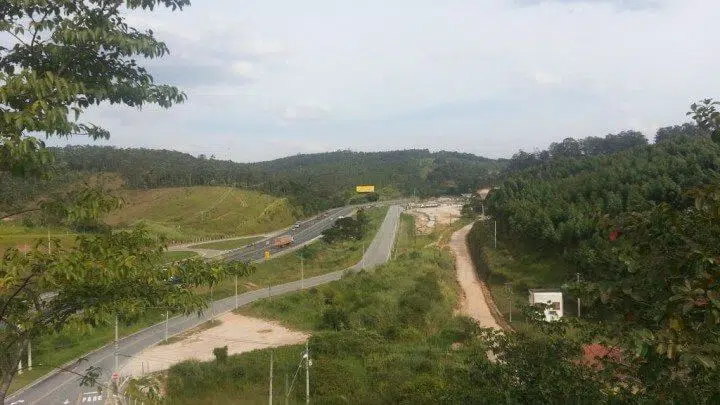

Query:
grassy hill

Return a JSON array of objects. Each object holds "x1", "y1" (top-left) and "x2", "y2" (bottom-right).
[
  {"x1": 0, "y1": 186, "x2": 296, "y2": 251},
  {"x1": 106, "y1": 186, "x2": 296, "y2": 241}
]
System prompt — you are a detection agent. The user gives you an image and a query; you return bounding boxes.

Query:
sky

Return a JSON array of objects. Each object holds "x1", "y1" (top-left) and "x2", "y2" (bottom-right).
[{"x1": 52, "y1": 0, "x2": 720, "y2": 162}]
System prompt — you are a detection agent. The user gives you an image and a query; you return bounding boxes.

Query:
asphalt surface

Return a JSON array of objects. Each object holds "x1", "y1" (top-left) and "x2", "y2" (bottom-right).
[{"x1": 6, "y1": 203, "x2": 403, "y2": 405}]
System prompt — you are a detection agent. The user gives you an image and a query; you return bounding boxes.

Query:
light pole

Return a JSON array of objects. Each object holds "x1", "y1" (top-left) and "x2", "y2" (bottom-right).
[
  {"x1": 576, "y1": 273, "x2": 581, "y2": 318},
  {"x1": 305, "y1": 341, "x2": 310, "y2": 405},
  {"x1": 114, "y1": 314, "x2": 119, "y2": 372},
  {"x1": 494, "y1": 220, "x2": 497, "y2": 249},
  {"x1": 269, "y1": 351, "x2": 274, "y2": 405},
  {"x1": 505, "y1": 283, "x2": 513, "y2": 323},
  {"x1": 300, "y1": 255, "x2": 305, "y2": 290}
]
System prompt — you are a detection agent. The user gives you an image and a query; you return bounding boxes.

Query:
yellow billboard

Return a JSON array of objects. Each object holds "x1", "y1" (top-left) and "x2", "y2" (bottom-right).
[{"x1": 356, "y1": 185, "x2": 375, "y2": 193}]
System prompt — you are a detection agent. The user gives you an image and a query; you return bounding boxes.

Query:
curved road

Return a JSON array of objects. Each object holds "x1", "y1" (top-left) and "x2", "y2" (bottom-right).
[{"x1": 7, "y1": 204, "x2": 403, "y2": 405}]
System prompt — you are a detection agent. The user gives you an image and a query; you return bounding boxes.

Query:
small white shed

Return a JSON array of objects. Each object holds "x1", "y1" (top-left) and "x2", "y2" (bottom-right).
[{"x1": 528, "y1": 289, "x2": 564, "y2": 322}]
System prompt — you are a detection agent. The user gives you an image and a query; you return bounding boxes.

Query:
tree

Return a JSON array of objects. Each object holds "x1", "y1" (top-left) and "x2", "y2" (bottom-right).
[
  {"x1": 688, "y1": 98, "x2": 720, "y2": 143},
  {"x1": 655, "y1": 123, "x2": 703, "y2": 143},
  {"x1": 549, "y1": 137, "x2": 583, "y2": 158},
  {"x1": 0, "y1": 0, "x2": 187, "y2": 178},
  {"x1": 0, "y1": 1, "x2": 246, "y2": 402}
]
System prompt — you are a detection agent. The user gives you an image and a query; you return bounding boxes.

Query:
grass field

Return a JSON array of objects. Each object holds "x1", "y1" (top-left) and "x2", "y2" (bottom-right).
[
  {"x1": 188, "y1": 236, "x2": 264, "y2": 250},
  {"x1": 205, "y1": 206, "x2": 389, "y2": 299},
  {"x1": 0, "y1": 224, "x2": 78, "y2": 252},
  {"x1": 105, "y1": 187, "x2": 297, "y2": 241}
]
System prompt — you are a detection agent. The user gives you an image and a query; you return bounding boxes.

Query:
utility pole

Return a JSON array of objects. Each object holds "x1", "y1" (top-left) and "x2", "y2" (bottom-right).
[
  {"x1": 300, "y1": 255, "x2": 304, "y2": 290},
  {"x1": 576, "y1": 273, "x2": 581, "y2": 318},
  {"x1": 506, "y1": 283, "x2": 513, "y2": 323},
  {"x1": 285, "y1": 373, "x2": 289, "y2": 405},
  {"x1": 114, "y1": 314, "x2": 119, "y2": 372},
  {"x1": 27, "y1": 340, "x2": 32, "y2": 371},
  {"x1": 269, "y1": 351, "x2": 274, "y2": 405},
  {"x1": 210, "y1": 287, "x2": 215, "y2": 317},
  {"x1": 235, "y1": 275, "x2": 239, "y2": 309},
  {"x1": 494, "y1": 220, "x2": 497, "y2": 249},
  {"x1": 165, "y1": 311, "x2": 169, "y2": 342},
  {"x1": 361, "y1": 241, "x2": 365, "y2": 269},
  {"x1": 47, "y1": 230, "x2": 51, "y2": 253},
  {"x1": 305, "y1": 341, "x2": 310, "y2": 405}
]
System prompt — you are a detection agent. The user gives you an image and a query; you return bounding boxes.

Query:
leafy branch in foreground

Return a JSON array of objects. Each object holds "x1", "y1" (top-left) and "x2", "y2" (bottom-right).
[
  {"x1": 1, "y1": 0, "x2": 188, "y2": 177},
  {"x1": 0, "y1": 225, "x2": 254, "y2": 401}
]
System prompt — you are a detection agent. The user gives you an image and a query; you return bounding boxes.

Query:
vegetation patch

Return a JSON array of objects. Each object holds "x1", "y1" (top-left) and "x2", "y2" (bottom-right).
[
  {"x1": 162, "y1": 251, "x2": 198, "y2": 263},
  {"x1": 169, "y1": 247, "x2": 467, "y2": 404}
]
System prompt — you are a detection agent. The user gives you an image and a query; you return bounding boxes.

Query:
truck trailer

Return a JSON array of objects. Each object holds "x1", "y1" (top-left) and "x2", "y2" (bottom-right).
[{"x1": 273, "y1": 235, "x2": 294, "y2": 248}]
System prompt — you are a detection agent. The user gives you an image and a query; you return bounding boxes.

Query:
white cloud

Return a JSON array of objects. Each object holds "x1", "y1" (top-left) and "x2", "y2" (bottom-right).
[
  {"x1": 45, "y1": 0, "x2": 720, "y2": 162},
  {"x1": 231, "y1": 61, "x2": 254, "y2": 77},
  {"x1": 533, "y1": 71, "x2": 563, "y2": 86},
  {"x1": 282, "y1": 103, "x2": 330, "y2": 121}
]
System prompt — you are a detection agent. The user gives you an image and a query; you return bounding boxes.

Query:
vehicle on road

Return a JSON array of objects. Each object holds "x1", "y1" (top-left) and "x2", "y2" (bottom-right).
[{"x1": 273, "y1": 235, "x2": 294, "y2": 248}]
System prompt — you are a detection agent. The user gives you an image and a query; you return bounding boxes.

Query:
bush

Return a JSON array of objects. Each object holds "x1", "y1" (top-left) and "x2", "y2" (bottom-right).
[{"x1": 213, "y1": 346, "x2": 228, "y2": 363}]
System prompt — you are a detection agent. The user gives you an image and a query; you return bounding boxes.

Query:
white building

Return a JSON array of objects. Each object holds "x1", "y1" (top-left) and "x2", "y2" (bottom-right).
[{"x1": 528, "y1": 289, "x2": 564, "y2": 322}]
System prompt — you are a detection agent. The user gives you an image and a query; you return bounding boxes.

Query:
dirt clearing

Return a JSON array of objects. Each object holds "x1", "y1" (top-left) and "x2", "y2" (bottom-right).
[
  {"x1": 119, "y1": 313, "x2": 308, "y2": 377},
  {"x1": 407, "y1": 199, "x2": 463, "y2": 234}
]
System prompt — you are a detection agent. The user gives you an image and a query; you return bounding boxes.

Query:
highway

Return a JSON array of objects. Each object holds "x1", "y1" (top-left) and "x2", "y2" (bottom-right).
[{"x1": 6, "y1": 204, "x2": 404, "y2": 405}]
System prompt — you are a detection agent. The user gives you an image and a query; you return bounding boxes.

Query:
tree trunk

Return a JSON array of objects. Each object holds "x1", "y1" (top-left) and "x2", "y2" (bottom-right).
[{"x1": 0, "y1": 345, "x2": 23, "y2": 404}]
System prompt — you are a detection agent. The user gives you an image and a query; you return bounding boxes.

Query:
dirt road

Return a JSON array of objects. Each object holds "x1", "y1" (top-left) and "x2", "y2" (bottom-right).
[{"x1": 449, "y1": 224, "x2": 501, "y2": 329}]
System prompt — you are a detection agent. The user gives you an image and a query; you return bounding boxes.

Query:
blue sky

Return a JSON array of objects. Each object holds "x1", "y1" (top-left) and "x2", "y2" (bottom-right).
[{"x1": 56, "y1": 0, "x2": 720, "y2": 162}]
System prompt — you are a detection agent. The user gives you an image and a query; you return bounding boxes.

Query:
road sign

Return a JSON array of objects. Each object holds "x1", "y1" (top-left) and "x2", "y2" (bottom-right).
[
  {"x1": 356, "y1": 185, "x2": 375, "y2": 193},
  {"x1": 264, "y1": 250, "x2": 270, "y2": 260}
]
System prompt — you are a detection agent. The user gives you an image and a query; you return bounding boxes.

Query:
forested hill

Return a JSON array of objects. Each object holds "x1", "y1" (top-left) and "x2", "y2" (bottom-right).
[
  {"x1": 46, "y1": 146, "x2": 503, "y2": 212},
  {"x1": 484, "y1": 135, "x2": 720, "y2": 257}
]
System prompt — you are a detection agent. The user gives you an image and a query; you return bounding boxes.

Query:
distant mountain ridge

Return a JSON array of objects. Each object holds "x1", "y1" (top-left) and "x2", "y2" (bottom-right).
[{"x1": 25, "y1": 146, "x2": 504, "y2": 214}]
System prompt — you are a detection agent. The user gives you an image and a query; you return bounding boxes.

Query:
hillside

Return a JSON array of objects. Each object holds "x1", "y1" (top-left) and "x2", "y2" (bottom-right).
[
  {"x1": 49, "y1": 146, "x2": 504, "y2": 213},
  {"x1": 106, "y1": 187, "x2": 297, "y2": 241}
]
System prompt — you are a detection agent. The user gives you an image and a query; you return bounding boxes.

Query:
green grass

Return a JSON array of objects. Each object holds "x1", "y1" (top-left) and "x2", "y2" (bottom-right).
[
  {"x1": 203, "y1": 207, "x2": 390, "y2": 299},
  {"x1": 167, "y1": 246, "x2": 466, "y2": 404},
  {"x1": 188, "y1": 236, "x2": 264, "y2": 250},
  {"x1": 9, "y1": 312, "x2": 165, "y2": 394},
  {"x1": 105, "y1": 186, "x2": 298, "y2": 242},
  {"x1": 0, "y1": 224, "x2": 78, "y2": 252},
  {"x1": 162, "y1": 250, "x2": 198, "y2": 263}
]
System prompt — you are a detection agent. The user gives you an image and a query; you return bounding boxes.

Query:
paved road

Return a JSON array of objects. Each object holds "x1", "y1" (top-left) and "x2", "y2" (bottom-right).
[{"x1": 6, "y1": 204, "x2": 403, "y2": 405}]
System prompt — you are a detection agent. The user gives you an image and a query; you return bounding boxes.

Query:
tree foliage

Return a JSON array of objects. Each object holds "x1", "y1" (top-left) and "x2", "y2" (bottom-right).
[
  {"x1": 0, "y1": 1, "x2": 253, "y2": 401},
  {"x1": 321, "y1": 209, "x2": 370, "y2": 244},
  {"x1": 0, "y1": 0, "x2": 188, "y2": 178},
  {"x1": 480, "y1": 99, "x2": 720, "y2": 402}
]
